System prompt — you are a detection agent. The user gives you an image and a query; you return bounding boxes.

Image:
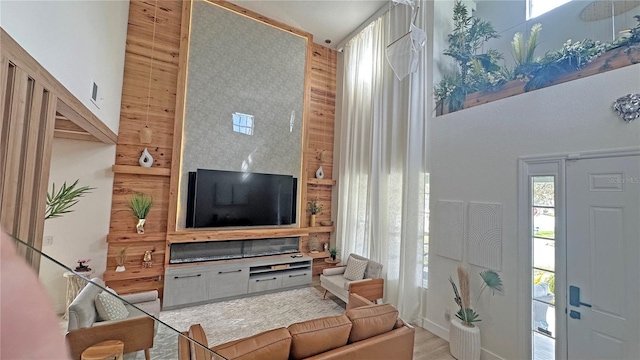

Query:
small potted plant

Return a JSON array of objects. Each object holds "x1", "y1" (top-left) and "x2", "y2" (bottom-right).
[
  {"x1": 75, "y1": 258, "x2": 91, "y2": 272},
  {"x1": 128, "y1": 192, "x2": 153, "y2": 234},
  {"x1": 329, "y1": 247, "x2": 338, "y2": 261},
  {"x1": 115, "y1": 246, "x2": 129, "y2": 272},
  {"x1": 307, "y1": 196, "x2": 323, "y2": 227}
]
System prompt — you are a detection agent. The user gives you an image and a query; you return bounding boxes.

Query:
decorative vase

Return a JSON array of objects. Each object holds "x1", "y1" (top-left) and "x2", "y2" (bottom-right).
[
  {"x1": 136, "y1": 218, "x2": 146, "y2": 234},
  {"x1": 139, "y1": 147, "x2": 154, "y2": 168},
  {"x1": 449, "y1": 318, "x2": 481, "y2": 360},
  {"x1": 310, "y1": 214, "x2": 317, "y2": 227},
  {"x1": 115, "y1": 265, "x2": 126, "y2": 272},
  {"x1": 315, "y1": 166, "x2": 324, "y2": 179}
]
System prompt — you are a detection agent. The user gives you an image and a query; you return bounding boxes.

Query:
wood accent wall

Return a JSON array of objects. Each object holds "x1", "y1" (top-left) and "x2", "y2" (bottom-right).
[
  {"x1": 0, "y1": 29, "x2": 117, "y2": 268},
  {"x1": 105, "y1": 0, "x2": 337, "y2": 295}
]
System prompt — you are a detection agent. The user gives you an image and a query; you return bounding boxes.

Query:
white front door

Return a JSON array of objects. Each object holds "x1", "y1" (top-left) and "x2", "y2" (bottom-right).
[{"x1": 566, "y1": 155, "x2": 640, "y2": 359}]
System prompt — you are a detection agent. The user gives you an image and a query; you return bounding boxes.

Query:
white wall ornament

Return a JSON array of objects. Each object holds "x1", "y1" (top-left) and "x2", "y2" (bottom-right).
[
  {"x1": 468, "y1": 202, "x2": 502, "y2": 271},
  {"x1": 139, "y1": 148, "x2": 154, "y2": 168},
  {"x1": 433, "y1": 200, "x2": 464, "y2": 261}
]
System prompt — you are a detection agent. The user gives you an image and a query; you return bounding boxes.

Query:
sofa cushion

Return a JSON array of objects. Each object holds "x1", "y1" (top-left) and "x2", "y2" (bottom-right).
[
  {"x1": 343, "y1": 256, "x2": 368, "y2": 281},
  {"x1": 211, "y1": 327, "x2": 291, "y2": 360},
  {"x1": 287, "y1": 315, "x2": 352, "y2": 360},
  {"x1": 95, "y1": 291, "x2": 129, "y2": 321},
  {"x1": 345, "y1": 304, "x2": 398, "y2": 343}
]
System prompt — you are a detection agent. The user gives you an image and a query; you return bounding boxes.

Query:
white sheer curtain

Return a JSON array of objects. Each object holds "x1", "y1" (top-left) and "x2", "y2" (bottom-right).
[{"x1": 336, "y1": 2, "x2": 427, "y2": 322}]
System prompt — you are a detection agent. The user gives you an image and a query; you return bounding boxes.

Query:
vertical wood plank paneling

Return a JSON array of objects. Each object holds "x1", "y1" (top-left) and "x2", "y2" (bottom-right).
[
  {"x1": 29, "y1": 90, "x2": 58, "y2": 268},
  {"x1": 107, "y1": 0, "x2": 338, "y2": 293},
  {"x1": 0, "y1": 69, "x2": 29, "y2": 234},
  {"x1": 17, "y1": 82, "x2": 44, "y2": 242},
  {"x1": 106, "y1": 0, "x2": 184, "y2": 293}
]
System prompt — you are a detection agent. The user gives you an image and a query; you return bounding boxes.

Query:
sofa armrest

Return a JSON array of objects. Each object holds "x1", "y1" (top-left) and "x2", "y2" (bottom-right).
[
  {"x1": 346, "y1": 293, "x2": 374, "y2": 310},
  {"x1": 322, "y1": 266, "x2": 346, "y2": 276},
  {"x1": 120, "y1": 290, "x2": 158, "y2": 304},
  {"x1": 349, "y1": 278, "x2": 384, "y2": 302},
  {"x1": 66, "y1": 316, "x2": 154, "y2": 360}
]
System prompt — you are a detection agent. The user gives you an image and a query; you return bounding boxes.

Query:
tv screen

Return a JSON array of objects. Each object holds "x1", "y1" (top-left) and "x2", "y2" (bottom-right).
[{"x1": 186, "y1": 169, "x2": 297, "y2": 228}]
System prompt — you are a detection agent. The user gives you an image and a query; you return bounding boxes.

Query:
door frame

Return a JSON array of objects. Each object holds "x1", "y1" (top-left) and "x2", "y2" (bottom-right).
[{"x1": 517, "y1": 147, "x2": 640, "y2": 360}]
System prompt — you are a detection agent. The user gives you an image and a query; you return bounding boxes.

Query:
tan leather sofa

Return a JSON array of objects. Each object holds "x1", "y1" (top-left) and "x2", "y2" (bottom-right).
[{"x1": 179, "y1": 294, "x2": 415, "y2": 360}]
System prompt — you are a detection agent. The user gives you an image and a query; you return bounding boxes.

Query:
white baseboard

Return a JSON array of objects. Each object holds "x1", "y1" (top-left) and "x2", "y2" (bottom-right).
[
  {"x1": 420, "y1": 318, "x2": 506, "y2": 360},
  {"x1": 422, "y1": 317, "x2": 449, "y2": 340}
]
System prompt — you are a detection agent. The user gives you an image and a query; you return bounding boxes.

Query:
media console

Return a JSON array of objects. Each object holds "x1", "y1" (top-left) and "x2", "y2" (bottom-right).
[{"x1": 163, "y1": 254, "x2": 312, "y2": 309}]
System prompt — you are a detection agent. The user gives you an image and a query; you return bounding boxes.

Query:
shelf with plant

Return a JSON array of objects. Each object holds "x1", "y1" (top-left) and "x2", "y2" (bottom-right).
[{"x1": 435, "y1": 2, "x2": 640, "y2": 114}]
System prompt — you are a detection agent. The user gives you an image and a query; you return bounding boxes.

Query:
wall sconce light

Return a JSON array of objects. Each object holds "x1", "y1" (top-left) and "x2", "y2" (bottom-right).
[{"x1": 613, "y1": 93, "x2": 640, "y2": 123}]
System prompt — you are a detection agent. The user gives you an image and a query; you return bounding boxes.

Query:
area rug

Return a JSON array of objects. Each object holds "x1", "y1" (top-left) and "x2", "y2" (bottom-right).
[{"x1": 149, "y1": 286, "x2": 344, "y2": 359}]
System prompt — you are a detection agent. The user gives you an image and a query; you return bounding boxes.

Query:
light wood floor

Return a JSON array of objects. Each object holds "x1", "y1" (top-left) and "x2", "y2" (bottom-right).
[{"x1": 312, "y1": 277, "x2": 453, "y2": 359}]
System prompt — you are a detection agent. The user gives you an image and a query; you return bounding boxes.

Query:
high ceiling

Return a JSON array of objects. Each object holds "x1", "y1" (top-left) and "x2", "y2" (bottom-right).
[{"x1": 227, "y1": 0, "x2": 389, "y2": 48}]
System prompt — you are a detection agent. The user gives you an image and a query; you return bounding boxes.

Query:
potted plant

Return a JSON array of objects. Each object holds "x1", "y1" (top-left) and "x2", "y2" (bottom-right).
[
  {"x1": 115, "y1": 246, "x2": 130, "y2": 272},
  {"x1": 449, "y1": 266, "x2": 503, "y2": 360},
  {"x1": 128, "y1": 192, "x2": 153, "y2": 234},
  {"x1": 329, "y1": 247, "x2": 338, "y2": 261},
  {"x1": 307, "y1": 196, "x2": 323, "y2": 227}
]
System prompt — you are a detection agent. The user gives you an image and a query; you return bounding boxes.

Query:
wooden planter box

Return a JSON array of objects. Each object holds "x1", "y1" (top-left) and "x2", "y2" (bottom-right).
[{"x1": 439, "y1": 46, "x2": 640, "y2": 115}]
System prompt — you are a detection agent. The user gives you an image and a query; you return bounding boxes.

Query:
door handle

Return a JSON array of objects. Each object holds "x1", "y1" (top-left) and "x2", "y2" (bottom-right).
[{"x1": 569, "y1": 285, "x2": 592, "y2": 307}]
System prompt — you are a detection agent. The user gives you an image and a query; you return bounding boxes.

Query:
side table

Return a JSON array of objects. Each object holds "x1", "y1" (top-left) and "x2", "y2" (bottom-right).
[
  {"x1": 63, "y1": 270, "x2": 95, "y2": 319},
  {"x1": 81, "y1": 340, "x2": 124, "y2": 360}
]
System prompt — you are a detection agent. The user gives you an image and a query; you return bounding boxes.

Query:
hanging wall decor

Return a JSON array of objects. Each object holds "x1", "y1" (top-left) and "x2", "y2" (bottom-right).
[
  {"x1": 139, "y1": 148, "x2": 154, "y2": 168},
  {"x1": 613, "y1": 93, "x2": 640, "y2": 122}
]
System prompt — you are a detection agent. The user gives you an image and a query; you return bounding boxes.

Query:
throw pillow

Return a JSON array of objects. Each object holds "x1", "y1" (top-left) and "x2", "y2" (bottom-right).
[
  {"x1": 343, "y1": 256, "x2": 368, "y2": 281},
  {"x1": 95, "y1": 291, "x2": 129, "y2": 321}
]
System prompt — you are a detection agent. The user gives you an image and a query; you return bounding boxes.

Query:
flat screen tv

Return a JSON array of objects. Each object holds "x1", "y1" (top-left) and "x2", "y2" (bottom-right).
[{"x1": 186, "y1": 169, "x2": 297, "y2": 228}]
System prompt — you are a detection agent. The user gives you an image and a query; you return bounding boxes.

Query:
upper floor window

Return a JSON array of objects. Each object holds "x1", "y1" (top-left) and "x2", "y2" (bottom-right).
[{"x1": 528, "y1": 0, "x2": 571, "y2": 19}]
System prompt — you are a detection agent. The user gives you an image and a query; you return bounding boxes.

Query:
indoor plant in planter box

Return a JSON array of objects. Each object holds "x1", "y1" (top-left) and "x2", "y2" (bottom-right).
[
  {"x1": 307, "y1": 196, "x2": 323, "y2": 227},
  {"x1": 128, "y1": 192, "x2": 153, "y2": 234},
  {"x1": 449, "y1": 266, "x2": 503, "y2": 360}
]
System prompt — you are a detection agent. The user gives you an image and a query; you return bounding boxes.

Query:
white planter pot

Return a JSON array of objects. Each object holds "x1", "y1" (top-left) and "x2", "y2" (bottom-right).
[{"x1": 449, "y1": 318, "x2": 481, "y2": 360}]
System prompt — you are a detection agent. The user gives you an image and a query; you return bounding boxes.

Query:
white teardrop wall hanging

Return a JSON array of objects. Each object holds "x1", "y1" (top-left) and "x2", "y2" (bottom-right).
[
  {"x1": 315, "y1": 166, "x2": 324, "y2": 179},
  {"x1": 139, "y1": 148, "x2": 154, "y2": 168}
]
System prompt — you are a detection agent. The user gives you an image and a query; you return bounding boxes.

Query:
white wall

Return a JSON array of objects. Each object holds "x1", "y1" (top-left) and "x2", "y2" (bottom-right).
[
  {"x1": 39, "y1": 138, "x2": 116, "y2": 315},
  {"x1": 0, "y1": 0, "x2": 129, "y2": 133},
  {"x1": 426, "y1": 64, "x2": 640, "y2": 359}
]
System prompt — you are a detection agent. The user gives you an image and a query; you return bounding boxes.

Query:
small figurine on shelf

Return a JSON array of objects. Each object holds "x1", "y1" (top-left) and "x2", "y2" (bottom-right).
[
  {"x1": 75, "y1": 258, "x2": 92, "y2": 272},
  {"x1": 142, "y1": 250, "x2": 154, "y2": 268}
]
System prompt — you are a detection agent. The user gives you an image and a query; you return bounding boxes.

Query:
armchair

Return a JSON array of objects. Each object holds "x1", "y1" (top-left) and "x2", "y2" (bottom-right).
[
  {"x1": 320, "y1": 253, "x2": 384, "y2": 304},
  {"x1": 65, "y1": 278, "x2": 160, "y2": 360}
]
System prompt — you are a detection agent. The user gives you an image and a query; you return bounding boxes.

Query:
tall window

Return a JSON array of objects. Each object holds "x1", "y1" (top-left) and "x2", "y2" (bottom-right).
[
  {"x1": 528, "y1": 0, "x2": 571, "y2": 19},
  {"x1": 423, "y1": 173, "x2": 430, "y2": 288},
  {"x1": 531, "y1": 176, "x2": 556, "y2": 360}
]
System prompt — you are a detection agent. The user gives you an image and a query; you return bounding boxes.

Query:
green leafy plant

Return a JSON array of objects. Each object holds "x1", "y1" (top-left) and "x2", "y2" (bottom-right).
[
  {"x1": 435, "y1": 0, "x2": 505, "y2": 112},
  {"x1": 128, "y1": 192, "x2": 153, "y2": 219},
  {"x1": 512, "y1": 23, "x2": 542, "y2": 77},
  {"x1": 45, "y1": 180, "x2": 94, "y2": 220},
  {"x1": 329, "y1": 247, "x2": 338, "y2": 260},
  {"x1": 524, "y1": 38, "x2": 607, "y2": 91},
  {"x1": 449, "y1": 266, "x2": 503, "y2": 326},
  {"x1": 307, "y1": 197, "x2": 324, "y2": 215}
]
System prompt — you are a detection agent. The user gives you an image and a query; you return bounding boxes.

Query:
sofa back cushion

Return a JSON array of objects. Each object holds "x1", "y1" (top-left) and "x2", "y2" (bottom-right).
[
  {"x1": 345, "y1": 303, "x2": 398, "y2": 343},
  {"x1": 349, "y1": 253, "x2": 383, "y2": 279},
  {"x1": 211, "y1": 327, "x2": 291, "y2": 360},
  {"x1": 287, "y1": 315, "x2": 352, "y2": 360},
  {"x1": 95, "y1": 291, "x2": 129, "y2": 321}
]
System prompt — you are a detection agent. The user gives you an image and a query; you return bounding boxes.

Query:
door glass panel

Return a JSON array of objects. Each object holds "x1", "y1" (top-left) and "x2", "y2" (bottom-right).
[
  {"x1": 532, "y1": 175, "x2": 555, "y2": 360},
  {"x1": 533, "y1": 177, "x2": 555, "y2": 207},
  {"x1": 533, "y1": 238, "x2": 555, "y2": 272}
]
